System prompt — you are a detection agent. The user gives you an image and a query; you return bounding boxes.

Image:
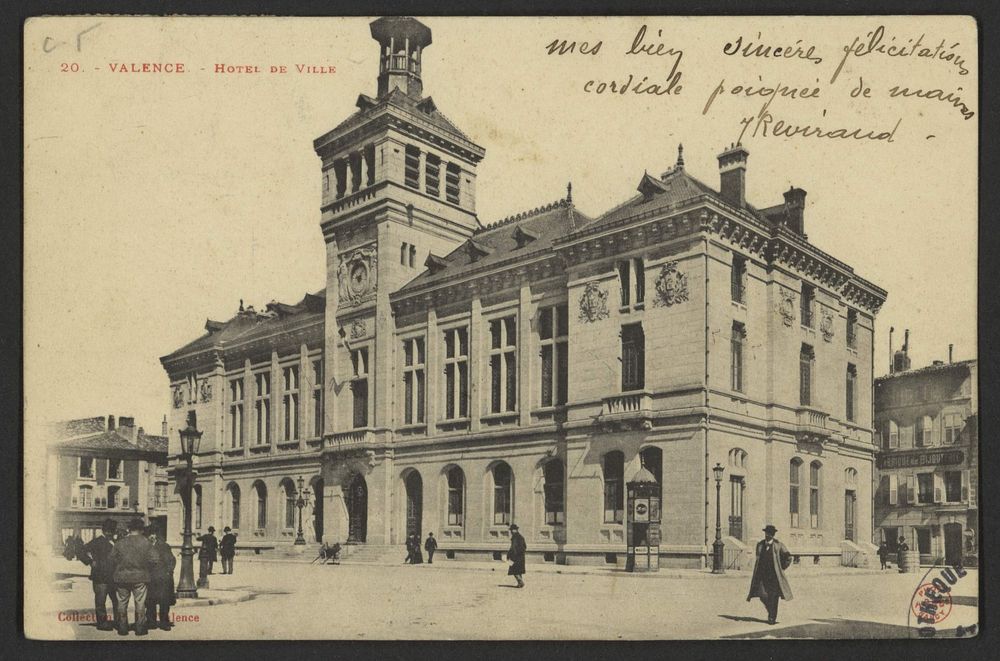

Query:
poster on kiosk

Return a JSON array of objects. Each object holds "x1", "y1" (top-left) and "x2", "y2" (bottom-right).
[{"x1": 627, "y1": 475, "x2": 661, "y2": 572}]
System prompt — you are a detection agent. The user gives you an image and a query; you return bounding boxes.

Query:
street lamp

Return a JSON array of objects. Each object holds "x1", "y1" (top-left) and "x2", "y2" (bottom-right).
[
  {"x1": 176, "y1": 412, "x2": 203, "y2": 599},
  {"x1": 294, "y1": 475, "x2": 313, "y2": 546},
  {"x1": 712, "y1": 462, "x2": 726, "y2": 574}
]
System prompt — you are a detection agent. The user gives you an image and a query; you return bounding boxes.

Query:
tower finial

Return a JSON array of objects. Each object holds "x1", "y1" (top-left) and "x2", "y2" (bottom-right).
[
  {"x1": 676, "y1": 143, "x2": 685, "y2": 168},
  {"x1": 239, "y1": 298, "x2": 244, "y2": 312},
  {"x1": 566, "y1": 181, "x2": 572, "y2": 203}
]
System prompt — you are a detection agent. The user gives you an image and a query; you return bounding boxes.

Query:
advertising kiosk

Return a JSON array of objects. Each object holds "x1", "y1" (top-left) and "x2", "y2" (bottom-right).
[{"x1": 626, "y1": 467, "x2": 661, "y2": 572}]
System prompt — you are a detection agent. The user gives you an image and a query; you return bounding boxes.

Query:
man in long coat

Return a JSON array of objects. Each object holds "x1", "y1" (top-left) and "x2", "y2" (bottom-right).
[
  {"x1": 746, "y1": 524, "x2": 792, "y2": 625},
  {"x1": 110, "y1": 518, "x2": 160, "y2": 636},
  {"x1": 219, "y1": 527, "x2": 237, "y2": 574},
  {"x1": 78, "y1": 519, "x2": 119, "y2": 630},
  {"x1": 507, "y1": 524, "x2": 527, "y2": 588},
  {"x1": 197, "y1": 526, "x2": 218, "y2": 583},
  {"x1": 144, "y1": 526, "x2": 177, "y2": 630}
]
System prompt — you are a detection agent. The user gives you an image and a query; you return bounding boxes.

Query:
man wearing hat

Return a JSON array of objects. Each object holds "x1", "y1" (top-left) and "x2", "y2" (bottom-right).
[
  {"x1": 110, "y1": 518, "x2": 160, "y2": 635},
  {"x1": 506, "y1": 524, "x2": 527, "y2": 588},
  {"x1": 77, "y1": 518, "x2": 119, "y2": 631},
  {"x1": 220, "y1": 526, "x2": 238, "y2": 575},
  {"x1": 746, "y1": 524, "x2": 793, "y2": 625},
  {"x1": 197, "y1": 526, "x2": 219, "y2": 583}
]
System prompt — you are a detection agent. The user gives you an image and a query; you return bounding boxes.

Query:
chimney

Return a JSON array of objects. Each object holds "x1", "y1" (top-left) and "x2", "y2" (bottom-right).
[
  {"x1": 107, "y1": 414, "x2": 116, "y2": 431},
  {"x1": 162, "y1": 414, "x2": 168, "y2": 437},
  {"x1": 118, "y1": 416, "x2": 137, "y2": 441},
  {"x1": 782, "y1": 186, "x2": 807, "y2": 235},
  {"x1": 889, "y1": 326, "x2": 894, "y2": 374},
  {"x1": 949, "y1": 344, "x2": 954, "y2": 364},
  {"x1": 717, "y1": 143, "x2": 749, "y2": 208},
  {"x1": 893, "y1": 328, "x2": 912, "y2": 373}
]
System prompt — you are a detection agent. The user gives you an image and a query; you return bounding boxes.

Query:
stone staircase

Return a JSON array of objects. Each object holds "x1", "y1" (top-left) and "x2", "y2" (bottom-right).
[{"x1": 339, "y1": 544, "x2": 407, "y2": 565}]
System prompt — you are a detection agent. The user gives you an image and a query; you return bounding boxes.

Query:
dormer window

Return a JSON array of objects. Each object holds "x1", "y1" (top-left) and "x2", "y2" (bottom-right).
[
  {"x1": 425, "y1": 253, "x2": 447, "y2": 275},
  {"x1": 513, "y1": 225, "x2": 537, "y2": 249}
]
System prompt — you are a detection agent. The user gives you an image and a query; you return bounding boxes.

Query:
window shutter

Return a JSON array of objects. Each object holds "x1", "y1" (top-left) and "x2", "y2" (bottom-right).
[
  {"x1": 122, "y1": 486, "x2": 130, "y2": 509},
  {"x1": 888, "y1": 474, "x2": 898, "y2": 505},
  {"x1": 907, "y1": 475, "x2": 916, "y2": 504},
  {"x1": 933, "y1": 474, "x2": 943, "y2": 503},
  {"x1": 962, "y1": 469, "x2": 969, "y2": 502}
]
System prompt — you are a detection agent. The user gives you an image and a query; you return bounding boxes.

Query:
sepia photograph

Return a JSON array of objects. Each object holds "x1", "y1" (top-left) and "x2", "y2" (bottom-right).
[{"x1": 22, "y1": 14, "x2": 978, "y2": 640}]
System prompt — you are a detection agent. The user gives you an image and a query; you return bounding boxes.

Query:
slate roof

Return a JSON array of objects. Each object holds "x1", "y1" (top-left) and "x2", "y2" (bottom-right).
[
  {"x1": 50, "y1": 430, "x2": 167, "y2": 460},
  {"x1": 394, "y1": 198, "x2": 593, "y2": 294},
  {"x1": 162, "y1": 290, "x2": 325, "y2": 363}
]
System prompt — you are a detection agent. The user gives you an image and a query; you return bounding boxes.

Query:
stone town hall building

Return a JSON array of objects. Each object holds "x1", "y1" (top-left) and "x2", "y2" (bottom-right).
[{"x1": 161, "y1": 17, "x2": 887, "y2": 567}]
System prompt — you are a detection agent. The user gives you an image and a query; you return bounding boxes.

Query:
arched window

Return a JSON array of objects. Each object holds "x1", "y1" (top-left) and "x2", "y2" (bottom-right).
[
  {"x1": 603, "y1": 451, "x2": 624, "y2": 523},
  {"x1": 543, "y1": 459, "x2": 565, "y2": 525},
  {"x1": 492, "y1": 463, "x2": 512, "y2": 525},
  {"x1": 789, "y1": 458, "x2": 802, "y2": 528},
  {"x1": 809, "y1": 461, "x2": 822, "y2": 528},
  {"x1": 282, "y1": 479, "x2": 296, "y2": 528},
  {"x1": 194, "y1": 485, "x2": 203, "y2": 530},
  {"x1": 446, "y1": 466, "x2": 464, "y2": 526},
  {"x1": 227, "y1": 483, "x2": 241, "y2": 530},
  {"x1": 640, "y1": 446, "x2": 663, "y2": 502},
  {"x1": 253, "y1": 481, "x2": 268, "y2": 530}
]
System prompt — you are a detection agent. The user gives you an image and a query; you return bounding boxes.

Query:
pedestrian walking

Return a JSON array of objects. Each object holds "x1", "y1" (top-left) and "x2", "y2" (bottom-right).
[
  {"x1": 110, "y1": 518, "x2": 159, "y2": 636},
  {"x1": 507, "y1": 524, "x2": 526, "y2": 588},
  {"x1": 897, "y1": 536, "x2": 909, "y2": 571},
  {"x1": 77, "y1": 518, "x2": 119, "y2": 631},
  {"x1": 410, "y1": 534, "x2": 424, "y2": 564},
  {"x1": 197, "y1": 526, "x2": 219, "y2": 582},
  {"x1": 144, "y1": 526, "x2": 177, "y2": 630},
  {"x1": 877, "y1": 541, "x2": 889, "y2": 570},
  {"x1": 404, "y1": 534, "x2": 414, "y2": 564},
  {"x1": 220, "y1": 526, "x2": 237, "y2": 574},
  {"x1": 424, "y1": 532, "x2": 438, "y2": 564},
  {"x1": 746, "y1": 524, "x2": 793, "y2": 625}
]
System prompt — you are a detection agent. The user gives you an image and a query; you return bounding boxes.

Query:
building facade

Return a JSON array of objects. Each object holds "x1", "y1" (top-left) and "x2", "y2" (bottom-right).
[
  {"x1": 47, "y1": 415, "x2": 169, "y2": 548},
  {"x1": 161, "y1": 17, "x2": 887, "y2": 567},
  {"x1": 873, "y1": 344, "x2": 978, "y2": 567}
]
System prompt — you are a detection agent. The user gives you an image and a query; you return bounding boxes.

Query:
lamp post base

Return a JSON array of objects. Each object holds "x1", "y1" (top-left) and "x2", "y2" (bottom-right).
[
  {"x1": 176, "y1": 587, "x2": 199, "y2": 599},
  {"x1": 712, "y1": 539, "x2": 726, "y2": 574},
  {"x1": 294, "y1": 536, "x2": 307, "y2": 545}
]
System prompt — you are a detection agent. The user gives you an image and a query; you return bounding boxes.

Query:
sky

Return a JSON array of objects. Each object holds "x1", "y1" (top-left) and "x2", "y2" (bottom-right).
[{"x1": 24, "y1": 16, "x2": 977, "y2": 434}]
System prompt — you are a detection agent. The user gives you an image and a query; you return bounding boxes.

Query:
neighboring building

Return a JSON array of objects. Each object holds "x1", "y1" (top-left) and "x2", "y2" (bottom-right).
[
  {"x1": 160, "y1": 16, "x2": 887, "y2": 567},
  {"x1": 47, "y1": 414, "x2": 169, "y2": 548},
  {"x1": 873, "y1": 341, "x2": 978, "y2": 567}
]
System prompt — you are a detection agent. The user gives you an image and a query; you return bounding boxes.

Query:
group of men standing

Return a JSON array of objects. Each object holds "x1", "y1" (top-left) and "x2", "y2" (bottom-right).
[{"x1": 76, "y1": 518, "x2": 176, "y2": 636}]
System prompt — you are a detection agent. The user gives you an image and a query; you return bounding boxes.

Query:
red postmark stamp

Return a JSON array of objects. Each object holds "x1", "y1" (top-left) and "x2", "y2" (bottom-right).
[{"x1": 911, "y1": 582, "x2": 953, "y2": 625}]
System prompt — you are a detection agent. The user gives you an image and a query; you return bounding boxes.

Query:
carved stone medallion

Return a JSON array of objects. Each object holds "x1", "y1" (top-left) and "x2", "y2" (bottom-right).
[
  {"x1": 578, "y1": 281, "x2": 609, "y2": 323},
  {"x1": 337, "y1": 243, "x2": 379, "y2": 307},
  {"x1": 653, "y1": 261, "x2": 689, "y2": 307},
  {"x1": 350, "y1": 318, "x2": 367, "y2": 339},
  {"x1": 778, "y1": 290, "x2": 795, "y2": 327}
]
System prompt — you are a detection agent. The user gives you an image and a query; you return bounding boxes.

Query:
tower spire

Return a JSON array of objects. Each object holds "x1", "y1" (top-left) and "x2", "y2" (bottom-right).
[
  {"x1": 370, "y1": 17, "x2": 433, "y2": 99},
  {"x1": 676, "y1": 143, "x2": 685, "y2": 169},
  {"x1": 566, "y1": 181, "x2": 573, "y2": 203}
]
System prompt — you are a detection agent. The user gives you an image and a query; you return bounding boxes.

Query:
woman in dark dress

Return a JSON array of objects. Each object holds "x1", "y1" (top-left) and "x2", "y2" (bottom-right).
[
  {"x1": 507, "y1": 524, "x2": 527, "y2": 588},
  {"x1": 410, "y1": 534, "x2": 424, "y2": 564}
]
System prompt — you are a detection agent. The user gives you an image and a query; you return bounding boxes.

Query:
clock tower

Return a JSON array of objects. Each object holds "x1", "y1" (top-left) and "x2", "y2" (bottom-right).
[{"x1": 314, "y1": 17, "x2": 485, "y2": 543}]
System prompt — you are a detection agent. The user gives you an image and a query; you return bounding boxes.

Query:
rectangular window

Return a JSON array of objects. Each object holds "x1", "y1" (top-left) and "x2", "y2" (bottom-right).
[
  {"x1": 731, "y1": 256, "x2": 747, "y2": 303},
  {"x1": 603, "y1": 454, "x2": 624, "y2": 523},
  {"x1": 154, "y1": 483, "x2": 168, "y2": 509},
  {"x1": 489, "y1": 317, "x2": 517, "y2": 413},
  {"x1": 915, "y1": 416, "x2": 932, "y2": 447},
  {"x1": 539, "y1": 304, "x2": 569, "y2": 407},
  {"x1": 799, "y1": 344, "x2": 814, "y2": 406},
  {"x1": 617, "y1": 258, "x2": 645, "y2": 308},
  {"x1": 809, "y1": 463, "x2": 820, "y2": 528},
  {"x1": 409, "y1": 244, "x2": 416, "y2": 268},
  {"x1": 79, "y1": 457, "x2": 94, "y2": 479},
  {"x1": 731, "y1": 322, "x2": 745, "y2": 392},
  {"x1": 425, "y1": 153, "x2": 441, "y2": 197},
  {"x1": 621, "y1": 323, "x2": 645, "y2": 391},
  {"x1": 230, "y1": 378, "x2": 245, "y2": 448},
  {"x1": 846, "y1": 364, "x2": 857, "y2": 422},
  {"x1": 846, "y1": 308, "x2": 858, "y2": 348},
  {"x1": 800, "y1": 284, "x2": 815, "y2": 328},
  {"x1": 255, "y1": 372, "x2": 271, "y2": 444},
  {"x1": 400, "y1": 242, "x2": 408, "y2": 265},
  {"x1": 282, "y1": 365, "x2": 299, "y2": 441},
  {"x1": 402, "y1": 337, "x2": 426, "y2": 425},
  {"x1": 888, "y1": 474, "x2": 898, "y2": 505},
  {"x1": 445, "y1": 162, "x2": 461, "y2": 204},
  {"x1": 351, "y1": 348, "x2": 369, "y2": 428},
  {"x1": 78, "y1": 485, "x2": 93, "y2": 509},
  {"x1": 618, "y1": 261, "x2": 631, "y2": 307},
  {"x1": 312, "y1": 359, "x2": 323, "y2": 437},
  {"x1": 888, "y1": 421, "x2": 900, "y2": 449},
  {"x1": 443, "y1": 327, "x2": 469, "y2": 419},
  {"x1": 917, "y1": 473, "x2": 934, "y2": 504},
  {"x1": 943, "y1": 413, "x2": 964, "y2": 444},
  {"x1": 107, "y1": 458, "x2": 122, "y2": 480},
  {"x1": 404, "y1": 145, "x2": 420, "y2": 190},
  {"x1": 789, "y1": 461, "x2": 800, "y2": 528}
]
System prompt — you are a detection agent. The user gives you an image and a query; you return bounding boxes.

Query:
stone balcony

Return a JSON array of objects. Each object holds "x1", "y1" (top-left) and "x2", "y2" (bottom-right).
[
  {"x1": 328, "y1": 428, "x2": 376, "y2": 450},
  {"x1": 795, "y1": 406, "x2": 834, "y2": 444},
  {"x1": 599, "y1": 390, "x2": 653, "y2": 430}
]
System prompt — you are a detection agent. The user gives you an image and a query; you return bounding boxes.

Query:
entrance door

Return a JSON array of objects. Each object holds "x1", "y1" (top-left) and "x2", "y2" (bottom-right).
[
  {"x1": 405, "y1": 471, "x2": 423, "y2": 540},
  {"x1": 844, "y1": 490, "x2": 857, "y2": 541},
  {"x1": 344, "y1": 474, "x2": 367, "y2": 543},
  {"x1": 944, "y1": 523, "x2": 963, "y2": 566},
  {"x1": 312, "y1": 479, "x2": 324, "y2": 543},
  {"x1": 728, "y1": 477, "x2": 745, "y2": 540}
]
